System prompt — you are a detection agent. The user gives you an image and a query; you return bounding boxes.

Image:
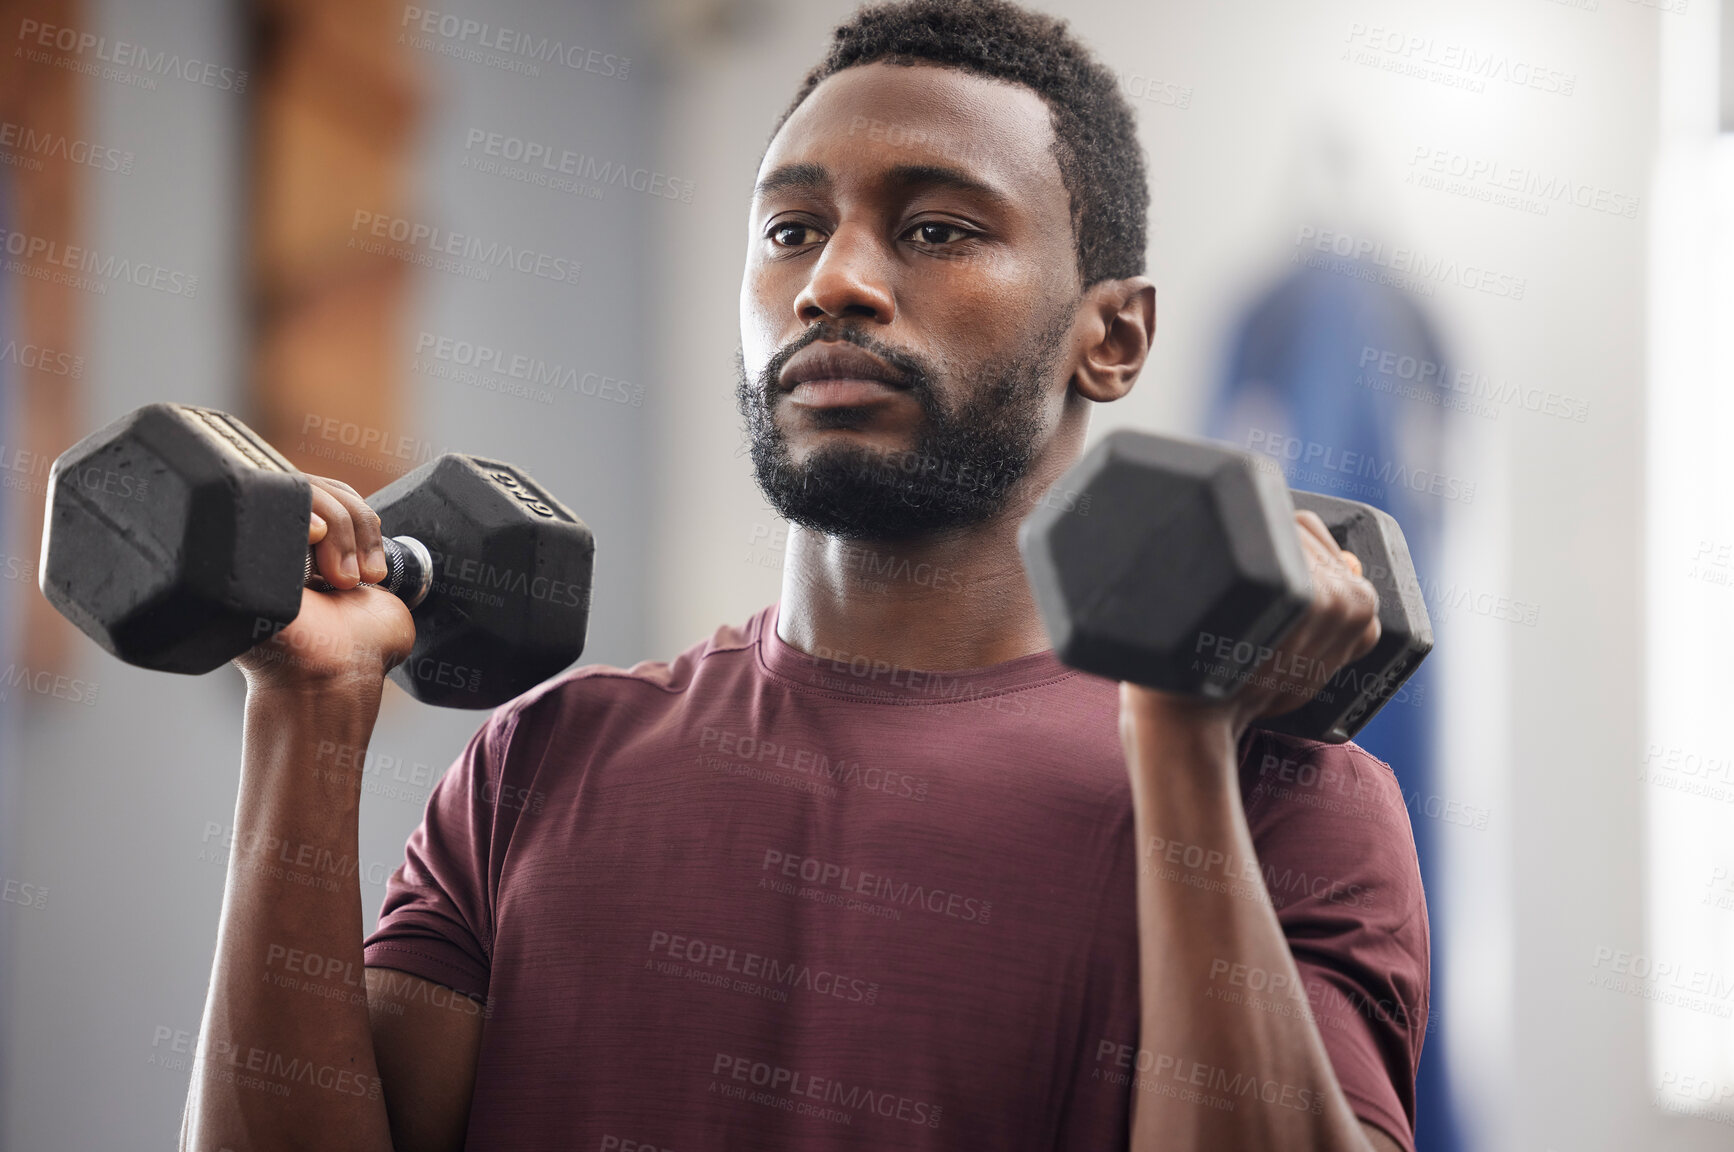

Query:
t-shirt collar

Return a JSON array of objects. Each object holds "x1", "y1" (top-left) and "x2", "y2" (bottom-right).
[{"x1": 754, "y1": 601, "x2": 1077, "y2": 704}]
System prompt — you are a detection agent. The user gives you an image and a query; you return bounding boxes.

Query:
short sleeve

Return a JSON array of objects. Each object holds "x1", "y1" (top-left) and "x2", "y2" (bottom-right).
[
  {"x1": 363, "y1": 705, "x2": 520, "y2": 999},
  {"x1": 1239, "y1": 731, "x2": 1431, "y2": 1152}
]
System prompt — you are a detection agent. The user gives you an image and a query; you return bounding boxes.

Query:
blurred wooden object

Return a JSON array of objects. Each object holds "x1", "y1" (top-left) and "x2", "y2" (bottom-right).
[
  {"x1": 249, "y1": 0, "x2": 422, "y2": 491},
  {"x1": 0, "y1": 0, "x2": 84, "y2": 673}
]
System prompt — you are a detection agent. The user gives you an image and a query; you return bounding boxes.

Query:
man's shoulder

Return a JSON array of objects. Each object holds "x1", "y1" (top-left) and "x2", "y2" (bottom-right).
[
  {"x1": 1236, "y1": 729, "x2": 1424, "y2": 929},
  {"x1": 1237, "y1": 729, "x2": 1419, "y2": 880},
  {"x1": 1239, "y1": 728, "x2": 1404, "y2": 810},
  {"x1": 489, "y1": 607, "x2": 772, "y2": 728}
]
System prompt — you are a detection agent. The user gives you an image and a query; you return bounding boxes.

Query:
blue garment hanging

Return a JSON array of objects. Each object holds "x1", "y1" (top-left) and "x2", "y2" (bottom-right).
[{"x1": 1210, "y1": 258, "x2": 1463, "y2": 1152}]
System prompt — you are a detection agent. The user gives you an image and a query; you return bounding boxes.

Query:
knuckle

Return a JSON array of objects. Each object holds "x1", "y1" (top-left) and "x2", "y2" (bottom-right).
[{"x1": 1357, "y1": 582, "x2": 1380, "y2": 616}]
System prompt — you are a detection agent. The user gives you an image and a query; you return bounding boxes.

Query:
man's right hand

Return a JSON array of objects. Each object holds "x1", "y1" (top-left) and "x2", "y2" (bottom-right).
[{"x1": 233, "y1": 475, "x2": 417, "y2": 693}]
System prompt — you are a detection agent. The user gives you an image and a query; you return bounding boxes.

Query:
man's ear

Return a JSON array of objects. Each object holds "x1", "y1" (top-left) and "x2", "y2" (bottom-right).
[{"x1": 1070, "y1": 277, "x2": 1156, "y2": 403}]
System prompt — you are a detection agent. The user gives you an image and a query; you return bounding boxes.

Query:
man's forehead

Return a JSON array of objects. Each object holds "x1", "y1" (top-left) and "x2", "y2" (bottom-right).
[{"x1": 758, "y1": 61, "x2": 1062, "y2": 200}]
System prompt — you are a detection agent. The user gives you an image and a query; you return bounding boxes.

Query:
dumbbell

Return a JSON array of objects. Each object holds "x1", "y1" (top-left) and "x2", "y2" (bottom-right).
[
  {"x1": 1018, "y1": 430, "x2": 1432, "y2": 743},
  {"x1": 38, "y1": 402, "x2": 594, "y2": 708}
]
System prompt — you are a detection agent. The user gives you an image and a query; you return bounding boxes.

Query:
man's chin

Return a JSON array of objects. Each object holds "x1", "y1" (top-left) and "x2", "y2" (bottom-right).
[
  {"x1": 757, "y1": 454, "x2": 1013, "y2": 543},
  {"x1": 782, "y1": 432, "x2": 915, "y2": 474},
  {"x1": 775, "y1": 502, "x2": 957, "y2": 544}
]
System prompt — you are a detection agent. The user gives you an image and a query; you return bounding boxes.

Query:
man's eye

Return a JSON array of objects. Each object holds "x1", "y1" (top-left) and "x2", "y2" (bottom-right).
[
  {"x1": 909, "y1": 222, "x2": 972, "y2": 246},
  {"x1": 770, "y1": 223, "x2": 823, "y2": 247}
]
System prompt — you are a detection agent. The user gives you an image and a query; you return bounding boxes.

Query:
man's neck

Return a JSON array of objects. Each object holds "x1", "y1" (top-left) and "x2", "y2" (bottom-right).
[{"x1": 774, "y1": 509, "x2": 1051, "y2": 673}]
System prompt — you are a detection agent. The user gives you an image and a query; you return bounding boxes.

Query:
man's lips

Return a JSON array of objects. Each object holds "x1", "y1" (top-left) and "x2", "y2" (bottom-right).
[
  {"x1": 786, "y1": 379, "x2": 906, "y2": 407},
  {"x1": 778, "y1": 342, "x2": 909, "y2": 408}
]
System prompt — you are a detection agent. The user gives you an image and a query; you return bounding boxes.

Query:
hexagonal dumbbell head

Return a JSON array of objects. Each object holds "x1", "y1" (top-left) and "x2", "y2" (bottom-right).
[
  {"x1": 371, "y1": 455, "x2": 593, "y2": 708},
  {"x1": 39, "y1": 403, "x2": 311, "y2": 674},
  {"x1": 1258, "y1": 491, "x2": 1433, "y2": 744},
  {"x1": 1019, "y1": 430, "x2": 1312, "y2": 697}
]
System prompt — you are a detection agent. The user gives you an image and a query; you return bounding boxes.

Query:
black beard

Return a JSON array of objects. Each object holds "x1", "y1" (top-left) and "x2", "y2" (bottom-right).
[{"x1": 734, "y1": 315, "x2": 1070, "y2": 542}]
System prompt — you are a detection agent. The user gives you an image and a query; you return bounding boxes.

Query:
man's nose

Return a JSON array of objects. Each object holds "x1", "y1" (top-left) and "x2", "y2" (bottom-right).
[{"x1": 793, "y1": 222, "x2": 895, "y2": 325}]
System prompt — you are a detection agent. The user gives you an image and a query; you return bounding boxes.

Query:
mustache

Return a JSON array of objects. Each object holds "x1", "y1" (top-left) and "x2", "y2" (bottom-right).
[{"x1": 756, "y1": 323, "x2": 933, "y2": 399}]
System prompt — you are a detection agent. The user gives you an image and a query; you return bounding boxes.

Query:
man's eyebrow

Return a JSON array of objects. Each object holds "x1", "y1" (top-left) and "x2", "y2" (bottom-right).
[
  {"x1": 880, "y1": 164, "x2": 1011, "y2": 206},
  {"x1": 754, "y1": 163, "x2": 831, "y2": 200},
  {"x1": 751, "y1": 161, "x2": 1012, "y2": 206}
]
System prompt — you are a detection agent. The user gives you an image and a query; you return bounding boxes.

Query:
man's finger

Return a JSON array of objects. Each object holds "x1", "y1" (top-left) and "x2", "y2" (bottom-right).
[
  {"x1": 309, "y1": 485, "x2": 360, "y2": 587},
  {"x1": 309, "y1": 478, "x2": 386, "y2": 584},
  {"x1": 1294, "y1": 509, "x2": 1362, "y2": 575}
]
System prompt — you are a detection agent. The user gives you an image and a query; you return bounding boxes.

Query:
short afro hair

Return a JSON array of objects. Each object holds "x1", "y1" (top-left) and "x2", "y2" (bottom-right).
[{"x1": 777, "y1": 0, "x2": 1148, "y2": 289}]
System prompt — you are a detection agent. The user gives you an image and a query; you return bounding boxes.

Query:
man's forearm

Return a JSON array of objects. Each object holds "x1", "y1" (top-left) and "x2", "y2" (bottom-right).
[
  {"x1": 181, "y1": 687, "x2": 396, "y2": 1152},
  {"x1": 1121, "y1": 687, "x2": 1371, "y2": 1152}
]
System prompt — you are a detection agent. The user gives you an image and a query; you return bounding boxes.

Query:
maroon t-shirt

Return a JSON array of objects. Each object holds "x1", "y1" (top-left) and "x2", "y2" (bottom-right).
[{"x1": 364, "y1": 603, "x2": 1429, "y2": 1150}]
